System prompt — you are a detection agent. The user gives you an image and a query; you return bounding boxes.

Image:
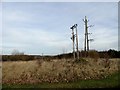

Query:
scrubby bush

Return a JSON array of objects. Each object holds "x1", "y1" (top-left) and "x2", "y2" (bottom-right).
[
  {"x1": 74, "y1": 58, "x2": 88, "y2": 64},
  {"x1": 2, "y1": 55, "x2": 34, "y2": 61},
  {"x1": 80, "y1": 50, "x2": 86, "y2": 57},
  {"x1": 36, "y1": 59, "x2": 42, "y2": 66},
  {"x1": 103, "y1": 53, "x2": 110, "y2": 68},
  {"x1": 88, "y1": 50, "x2": 99, "y2": 62}
]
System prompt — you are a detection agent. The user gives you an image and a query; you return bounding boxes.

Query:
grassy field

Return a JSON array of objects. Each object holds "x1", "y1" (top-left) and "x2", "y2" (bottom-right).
[
  {"x1": 2, "y1": 58, "x2": 120, "y2": 88},
  {"x1": 2, "y1": 71, "x2": 120, "y2": 88}
]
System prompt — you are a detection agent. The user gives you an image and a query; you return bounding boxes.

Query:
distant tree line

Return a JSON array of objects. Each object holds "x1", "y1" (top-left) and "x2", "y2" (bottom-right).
[
  {"x1": 2, "y1": 55, "x2": 34, "y2": 61},
  {"x1": 55, "y1": 49, "x2": 120, "y2": 59},
  {"x1": 2, "y1": 49, "x2": 120, "y2": 61},
  {"x1": 99, "y1": 49, "x2": 120, "y2": 58}
]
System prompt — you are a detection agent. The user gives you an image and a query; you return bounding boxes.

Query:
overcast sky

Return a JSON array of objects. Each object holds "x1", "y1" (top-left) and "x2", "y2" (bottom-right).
[{"x1": 1, "y1": 1, "x2": 118, "y2": 55}]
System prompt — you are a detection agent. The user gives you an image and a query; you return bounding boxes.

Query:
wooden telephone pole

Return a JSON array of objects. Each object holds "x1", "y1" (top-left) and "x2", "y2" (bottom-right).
[
  {"x1": 83, "y1": 16, "x2": 94, "y2": 52},
  {"x1": 70, "y1": 25, "x2": 75, "y2": 60},
  {"x1": 83, "y1": 16, "x2": 89, "y2": 51},
  {"x1": 74, "y1": 24, "x2": 79, "y2": 60},
  {"x1": 70, "y1": 24, "x2": 79, "y2": 60}
]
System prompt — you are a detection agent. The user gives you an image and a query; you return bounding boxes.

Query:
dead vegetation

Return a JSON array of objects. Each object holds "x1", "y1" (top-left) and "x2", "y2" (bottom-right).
[{"x1": 2, "y1": 58, "x2": 119, "y2": 84}]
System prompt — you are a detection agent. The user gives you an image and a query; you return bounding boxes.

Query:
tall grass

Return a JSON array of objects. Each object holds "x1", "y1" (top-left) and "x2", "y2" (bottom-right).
[
  {"x1": 3, "y1": 71, "x2": 120, "y2": 88},
  {"x1": 2, "y1": 58, "x2": 119, "y2": 84}
]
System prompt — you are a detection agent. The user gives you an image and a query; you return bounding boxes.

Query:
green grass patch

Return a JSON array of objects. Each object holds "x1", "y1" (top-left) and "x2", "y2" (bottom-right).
[{"x1": 2, "y1": 71, "x2": 120, "y2": 88}]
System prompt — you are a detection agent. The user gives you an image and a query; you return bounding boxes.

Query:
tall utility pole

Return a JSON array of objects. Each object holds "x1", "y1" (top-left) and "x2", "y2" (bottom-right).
[
  {"x1": 70, "y1": 24, "x2": 79, "y2": 60},
  {"x1": 86, "y1": 17, "x2": 89, "y2": 51},
  {"x1": 74, "y1": 24, "x2": 79, "y2": 60},
  {"x1": 70, "y1": 25, "x2": 75, "y2": 60},
  {"x1": 85, "y1": 16, "x2": 87, "y2": 51},
  {"x1": 83, "y1": 16, "x2": 93, "y2": 52},
  {"x1": 83, "y1": 16, "x2": 89, "y2": 51}
]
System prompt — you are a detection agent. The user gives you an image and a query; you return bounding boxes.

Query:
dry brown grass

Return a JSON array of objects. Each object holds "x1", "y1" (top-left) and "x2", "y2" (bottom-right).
[
  {"x1": 2, "y1": 58, "x2": 120, "y2": 84},
  {"x1": 0, "y1": 61, "x2": 2, "y2": 85}
]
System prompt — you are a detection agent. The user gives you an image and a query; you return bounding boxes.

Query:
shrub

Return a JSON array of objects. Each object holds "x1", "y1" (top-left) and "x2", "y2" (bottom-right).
[
  {"x1": 103, "y1": 53, "x2": 110, "y2": 68},
  {"x1": 80, "y1": 51, "x2": 86, "y2": 57},
  {"x1": 88, "y1": 50, "x2": 99, "y2": 62},
  {"x1": 74, "y1": 58, "x2": 88, "y2": 64},
  {"x1": 2, "y1": 55, "x2": 34, "y2": 61}
]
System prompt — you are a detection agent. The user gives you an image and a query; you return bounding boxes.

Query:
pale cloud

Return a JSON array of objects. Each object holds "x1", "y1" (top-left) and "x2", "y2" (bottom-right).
[
  {"x1": 2, "y1": 2, "x2": 118, "y2": 55},
  {"x1": 3, "y1": 27, "x2": 72, "y2": 55},
  {"x1": 2, "y1": 9, "x2": 34, "y2": 25},
  {"x1": 0, "y1": 2, "x2": 2, "y2": 55},
  {"x1": 4, "y1": 11, "x2": 30, "y2": 22},
  {"x1": 90, "y1": 27, "x2": 118, "y2": 50}
]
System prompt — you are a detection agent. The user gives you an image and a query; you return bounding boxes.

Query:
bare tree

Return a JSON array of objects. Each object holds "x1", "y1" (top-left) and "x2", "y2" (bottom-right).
[{"x1": 11, "y1": 49, "x2": 24, "y2": 55}]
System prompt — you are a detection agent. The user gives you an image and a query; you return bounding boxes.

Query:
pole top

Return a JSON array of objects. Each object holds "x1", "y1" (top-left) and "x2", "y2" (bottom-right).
[
  {"x1": 70, "y1": 26, "x2": 74, "y2": 29},
  {"x1": 74, "y1": 24, "x2": 77, "y2": 27},
  {"x1": 70, "y1": 24, "x2": 77, "y2": 30}
]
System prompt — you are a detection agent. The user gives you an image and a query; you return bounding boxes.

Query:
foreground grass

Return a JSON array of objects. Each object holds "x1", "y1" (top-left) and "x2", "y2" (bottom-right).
[{"x1": 2, "y1": 71, "x2": 120, "y2": 88}]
